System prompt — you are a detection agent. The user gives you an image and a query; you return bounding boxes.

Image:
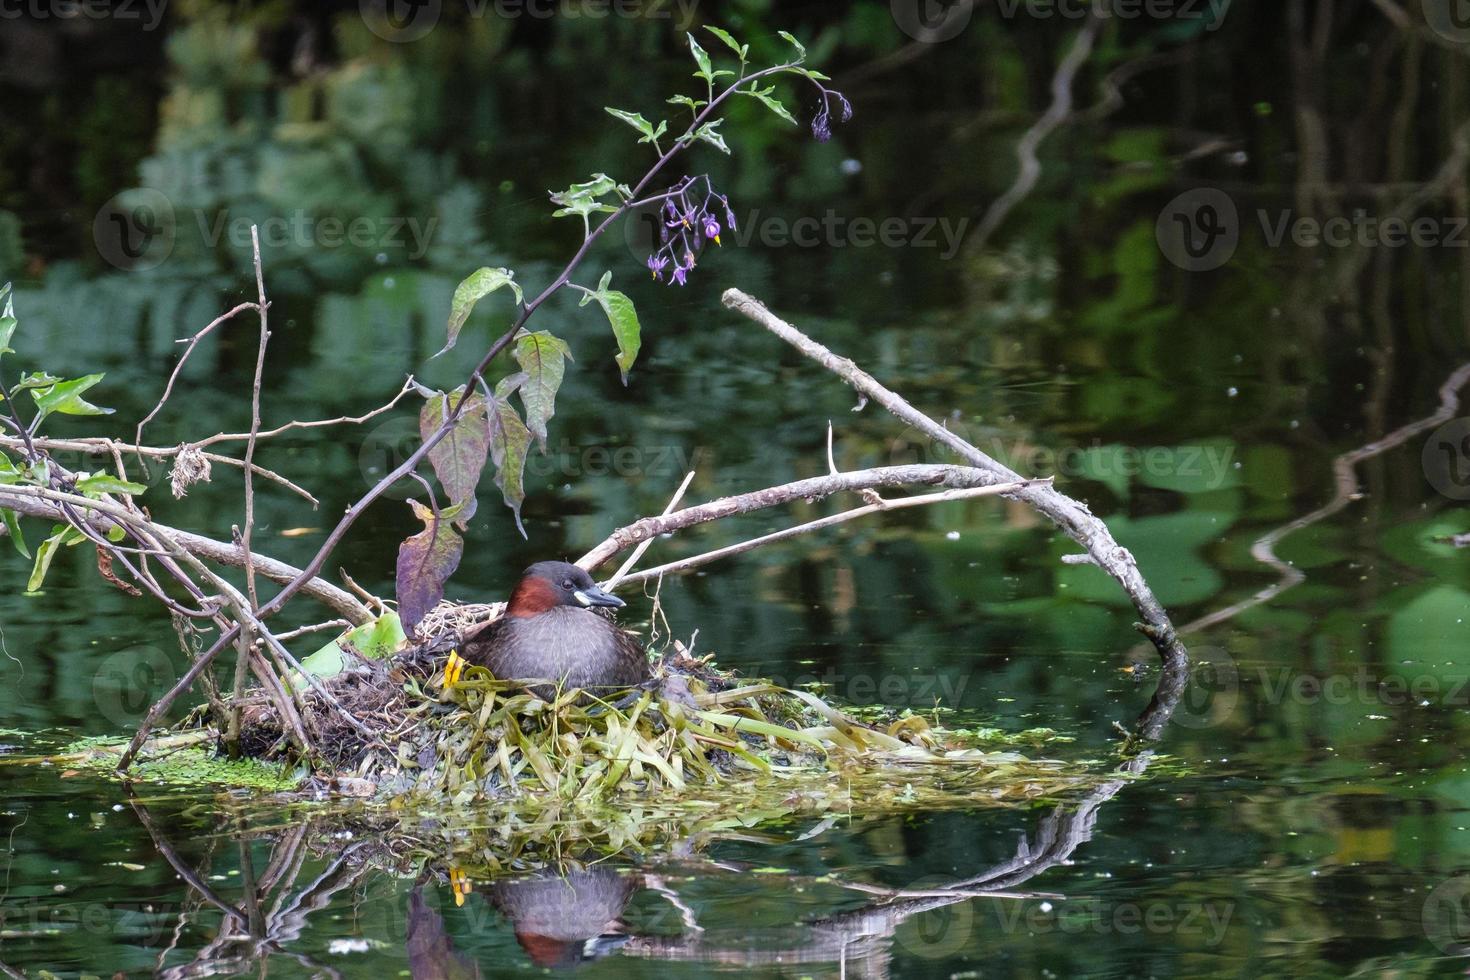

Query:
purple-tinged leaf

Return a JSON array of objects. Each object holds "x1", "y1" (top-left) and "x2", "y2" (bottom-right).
[
  {"x1": 395, "y1": 498, "x2": 465, "y2": 635},
  {"x1": 419, "y1": 387, "x2": 489, "y2": 528}
]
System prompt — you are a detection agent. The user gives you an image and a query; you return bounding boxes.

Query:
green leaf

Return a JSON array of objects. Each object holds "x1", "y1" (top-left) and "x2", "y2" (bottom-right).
[
  {"x1": 488, "y1": 374, "x2": 533, "y2": 536},
  {"x1": 2, "y1": 508, "x2": 29, "y2": 559},
  {"x1": 0, "y1": 451, "x2": 20, "y2": 486},
  {"x1": 419, "y1": 387, "x2": 490, "y2": 526},
  {"x1": 739, "y1": 85, "x2": 798, "y2": 126},
  {"x1": 579, "y1": 272, "x2": 643, "y2": 384},
  {"x1": 778, "y1": 30, "x2": 807, "y2": 61},
  {"x1": 344, "y1": 611, "x2": 408, "y2": 661},
  {"x1": 549, "y1": 173, "x2": 622, "y2": 221},
  {"x1": 395, "y1": 499, "x2": 466, "y2": 634},
  {"x1": 444, "y1": 268, "x2": 523, "y2": 356},
  {"x1": 704, "y1": 26, "x2": 747, "y2": 61},
  {"x1": 687, "y1": 32, "x2": 713, "y2": 78},
  {"x1": 513, "y1": 331, "x2": 572, "y2": 450},
  {"x1": 605, "y1": 108, "x2": 667, "y2": 146},
  {"x1": 30, "y1": 374, "x2": 113, "y2": 422},
  {"x1": 689, "y1": 119, "x2": 731, "y2": 155},
  {"x1": 793, "y1": 66, "x2": 830, "y2": 82},
  {"x1": 75, "y1": 473, "x2": 148, "y2": 496},
  {"x1": 25, "y1": 524, "x2": 84, "y2": 593},
  {"x1": 667, "y1": 94, "x2": 705, "y2": 113},
  {"x1": 0, "y1": 315, "x2": 15, "y2": 358}
]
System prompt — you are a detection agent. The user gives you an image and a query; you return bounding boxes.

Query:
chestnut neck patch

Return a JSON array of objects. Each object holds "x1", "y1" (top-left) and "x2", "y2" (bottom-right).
[{"x1": 507, "y1": 576, "x2": 561, "y2": 617}]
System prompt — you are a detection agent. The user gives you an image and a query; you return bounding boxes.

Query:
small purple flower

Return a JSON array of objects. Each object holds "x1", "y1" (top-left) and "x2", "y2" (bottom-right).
[
  {"x1": 835, "y1": 92, "x2": 853, "y2": 122},
  {"x1": 670, "y1": 264, "x2": 688, "y2": 286},
  {"x1": 703, "y1": 215, "x2": 721, "y2": 245},
  {"x1": 647, "y1": 253, "x2": 669, "y2": 281},
  {"x1": 811, "y1": 109, "x2": 832, "y2": 143},
  {"x1": 722, "y1": 198, "x2": 737, "y2": 231}
]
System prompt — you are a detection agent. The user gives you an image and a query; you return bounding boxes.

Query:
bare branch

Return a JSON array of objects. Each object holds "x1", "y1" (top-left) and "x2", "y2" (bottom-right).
[
  {"x1": 603, "y1": 470, "x2": 697, "y2": 591},
  {"x1": 577, "y1": 464, "x2": 1026, "y2": 572},
  {"x1": 0, "y1": 485, "x2": 372, "y2": 624},
  {"x1": 612, "y1": 479, "x2": 1046, "y2": 589},
  {"x1": 135, "y1": 301, "x2": 258, "y2": 447},
  {"x1": 243, "y1": 226, "x2": 271, "y2": 610},
  {"x1": 721, "y1": 288, "x2": 1188, "y2": 671}
]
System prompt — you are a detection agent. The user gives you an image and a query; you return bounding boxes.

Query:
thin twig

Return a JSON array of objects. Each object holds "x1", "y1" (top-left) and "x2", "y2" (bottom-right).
[
  {"x1": 614, "y1": 480, "x2": 1045, "y2": 589},
  {"x1": 192, "y1": 379, "x2": 417, "y2": 449},
  {"x1": 135, "y1": 301, "x2": 257, "y2": 447},
  {"x1": 603, "y1": 470, "x2": 697, "y2": 591},
  {"x1": 243, "y1": 226, "x2": 271, "y2": 611},
  {"x1": 577, "y1": 465, "x2": 1028, "y2": 571}
]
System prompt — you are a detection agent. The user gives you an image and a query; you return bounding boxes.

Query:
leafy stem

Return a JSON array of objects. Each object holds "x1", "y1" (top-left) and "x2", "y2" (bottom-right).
[{"x1": 247, "y1": 47, "x2": 834, "y2": 627}]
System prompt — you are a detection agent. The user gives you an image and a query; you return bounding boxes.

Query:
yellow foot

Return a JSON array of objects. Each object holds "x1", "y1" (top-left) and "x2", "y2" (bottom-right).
[
  {"x1": 442, "y1": 651, "x2": 467, "y2": 689},
  {"x1": 448, "y1": 865, "x2": 472, "y2": 907}
]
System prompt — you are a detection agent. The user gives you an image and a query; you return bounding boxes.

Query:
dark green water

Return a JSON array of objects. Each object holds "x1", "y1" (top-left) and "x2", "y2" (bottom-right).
[{"x1": 3, "y1": 2, "x2": 1470, "y2": 975}]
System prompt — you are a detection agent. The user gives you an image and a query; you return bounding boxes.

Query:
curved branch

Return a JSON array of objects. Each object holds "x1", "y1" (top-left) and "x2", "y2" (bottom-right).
[
  {"x1": 722, "y1": 288, "x2": 1188, "y2": 673},
  {"x1": 576, "y1": 464, "x2": 1027, "y2": 571}
]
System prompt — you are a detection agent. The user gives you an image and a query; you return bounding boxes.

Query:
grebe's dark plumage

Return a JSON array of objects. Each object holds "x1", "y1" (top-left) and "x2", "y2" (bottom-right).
[{"x1": 459, "y1": 561, "x2": 649, "y2": 693}]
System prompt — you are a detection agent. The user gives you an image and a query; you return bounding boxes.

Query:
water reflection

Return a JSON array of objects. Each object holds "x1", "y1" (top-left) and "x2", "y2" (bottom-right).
[{"x1": 98, "y1": 661, "x2": 1186, "y2": 975}]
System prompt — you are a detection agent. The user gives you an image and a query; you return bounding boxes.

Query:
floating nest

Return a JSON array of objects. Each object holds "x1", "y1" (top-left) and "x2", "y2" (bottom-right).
[{"x1": 53, "y1": 605, "x2": 1118, "y2": 849}]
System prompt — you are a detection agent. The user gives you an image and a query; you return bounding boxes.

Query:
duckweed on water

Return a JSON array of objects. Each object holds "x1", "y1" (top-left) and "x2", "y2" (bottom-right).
[{"x1": 51, "y1": 734, "x2": 300, "y2": 792}]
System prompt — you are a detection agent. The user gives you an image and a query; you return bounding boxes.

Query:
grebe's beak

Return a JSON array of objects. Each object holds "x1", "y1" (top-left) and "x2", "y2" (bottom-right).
[{"x1": 573, "y1": 584, "x2": 625, "y2": 609}]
